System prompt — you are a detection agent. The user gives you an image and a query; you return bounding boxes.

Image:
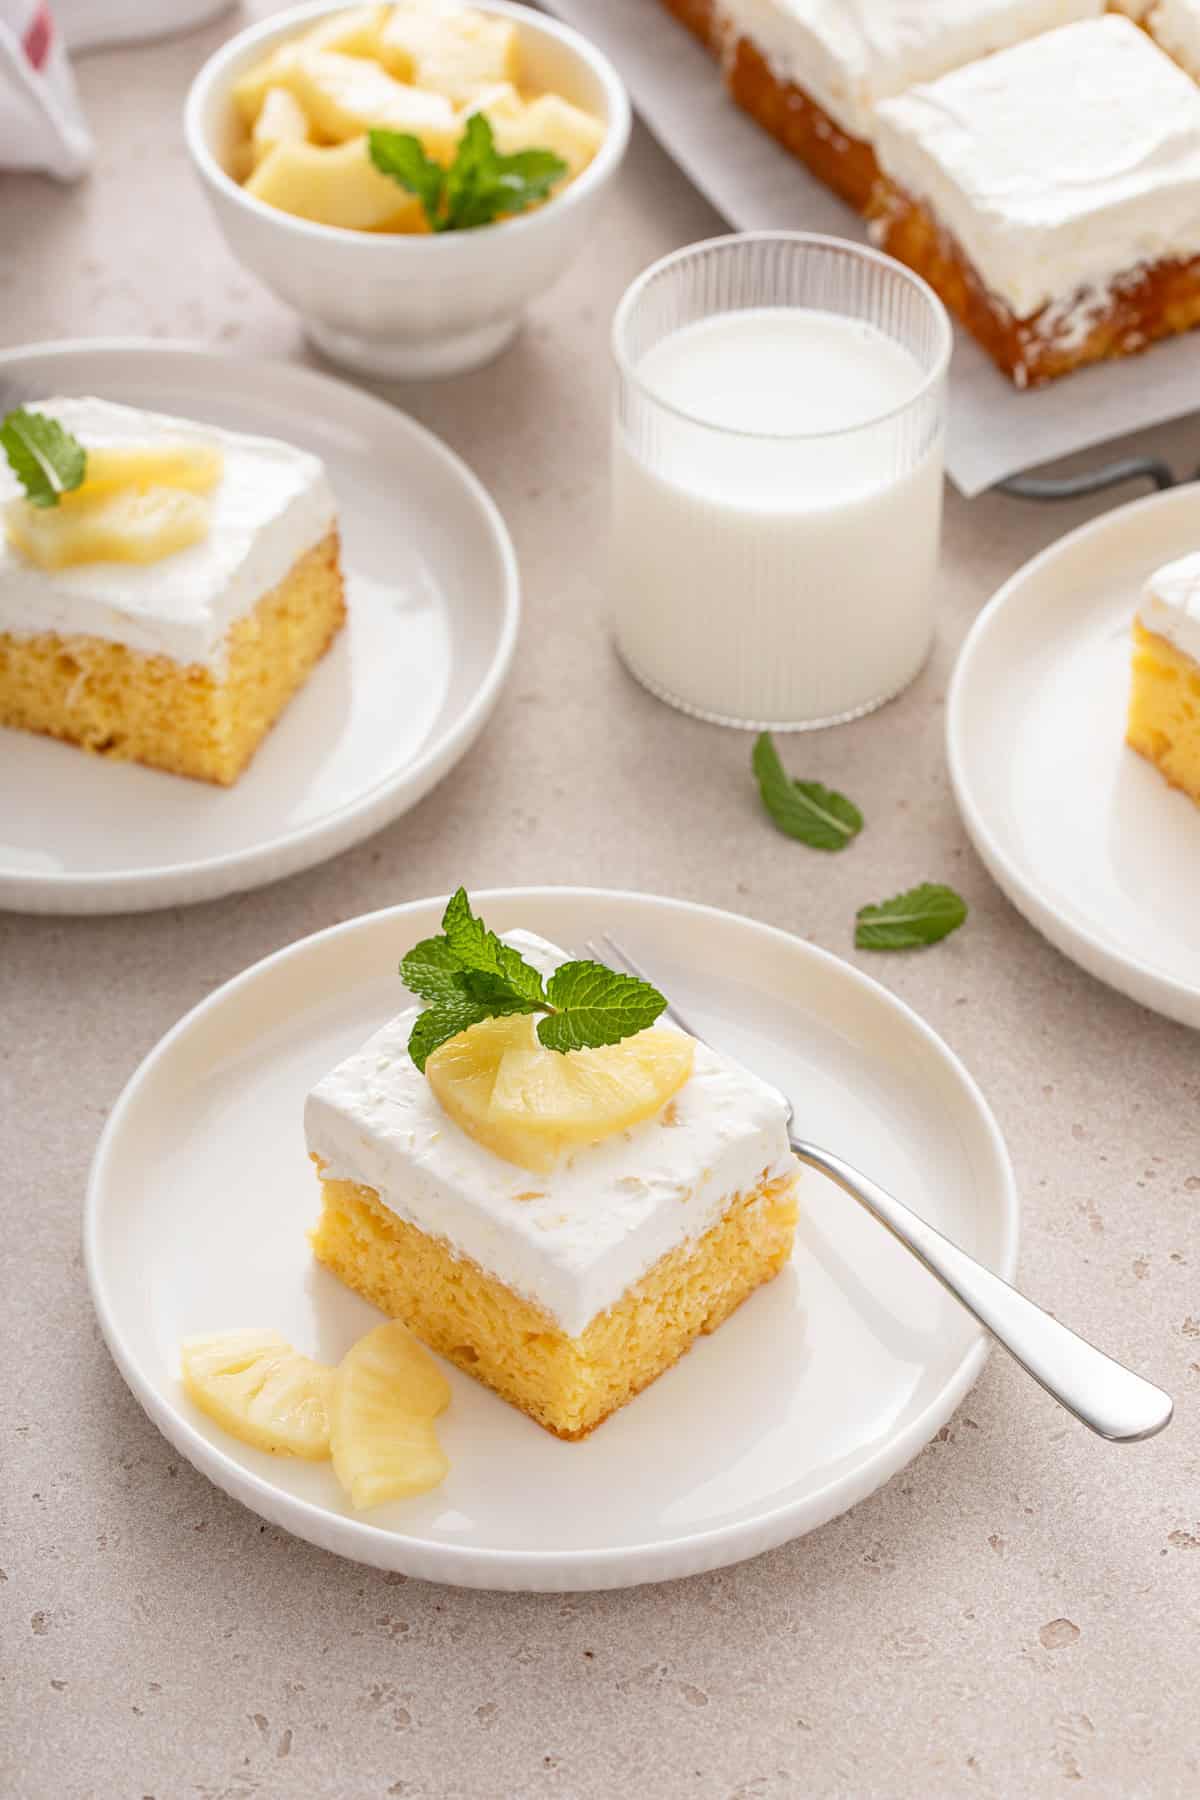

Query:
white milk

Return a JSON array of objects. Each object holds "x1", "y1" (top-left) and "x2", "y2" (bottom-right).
[{"x1": 612, "y1": 307, "x2": 943, "y2": 727}]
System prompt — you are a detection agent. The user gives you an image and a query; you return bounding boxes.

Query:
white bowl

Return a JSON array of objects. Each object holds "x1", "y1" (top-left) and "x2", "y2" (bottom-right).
[{"x1": 184, "y1": 0, "x2": 632, "y2": 378}]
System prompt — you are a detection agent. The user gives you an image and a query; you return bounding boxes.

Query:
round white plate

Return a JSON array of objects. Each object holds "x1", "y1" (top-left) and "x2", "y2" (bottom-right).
[
  {"x1": 948, "y1": 487, "x2": 1200, "y2": 1030},
  {"x1": 0, "y1": 342, "x2": 519, "y2": 914},
  {"x1": 86, "y1": 889, "x2": 1018, "y2": 1592}
]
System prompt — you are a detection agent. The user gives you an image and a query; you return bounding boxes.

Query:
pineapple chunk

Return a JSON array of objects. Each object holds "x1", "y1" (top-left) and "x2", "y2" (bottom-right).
[
  {"x1": 330, "y1": 1322, "x2": 450, "y2": 1510},
  {"x1": 181, "y1": 1330, "x2": 334, "y2": 1460},
  {"x1": 493, "y1": 93, "x2": 606, "y2": 183},
  {"x1": 246, "y1": 136, "x2": 426, "y2": 232},
  {"x1": 6, "y1": 486, "x2": 212, "y2": 570},
  {"x1": 75, "y1": 441, "x2": 224, "y2": 499},
  {"x1": 282, "y1": 50, "x2": 461, "y2": 162},
  {"x1": 463, "y1": 80, "x2": 523, "y2": 124},
  {"x1": 426, "y1": 1015, "x2": 695, "y2": 1174},
  {"x1": 379, "y1": 9, "x2": 520, "y2": 104},
  {"x1": 231, "y1": 6, "x2": 389, "y2": 126},
  {"x1": 252, "y1": 85, "x2": 310, "y2": 167}
]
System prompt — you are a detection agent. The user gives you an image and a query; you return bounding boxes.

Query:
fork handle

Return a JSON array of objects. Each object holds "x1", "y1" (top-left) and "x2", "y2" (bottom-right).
[{"x1": 791, "y1": 1138, "x2": 1173, "y2": 1444}]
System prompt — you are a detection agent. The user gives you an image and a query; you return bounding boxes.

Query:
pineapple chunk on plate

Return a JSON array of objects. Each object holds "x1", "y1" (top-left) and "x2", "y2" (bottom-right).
[
  {"x1": 5, "y1": 486, "x2": 213, "y2": 571},
  {"x1": 246, "y1": 136, "x2": 427, "y2": 232},
  {"x1": 231, "y1": 4, "x2": 389, "y2": 125},
  {"x1": 330, "y1": 1322, "x2": 450, "y2": 1510},
  {"x1": 379, "y1": 7, "x2": 520, "y2": 104},
  {"x1": 283, "y1": 50, "x2": 461, "y2": 162},
  {"x1": 181, "y1": 1330, "x2": 334, "y2": 1460},
  {"x1": 426, "y1": 1014, "x2": 695, "y2": 1174},
  {"x1": 252, "y1": 85, "x2": 310, "y2": 167},
  {"x1": 493, "y1": 93, "x2": 606, "y2": 183}
]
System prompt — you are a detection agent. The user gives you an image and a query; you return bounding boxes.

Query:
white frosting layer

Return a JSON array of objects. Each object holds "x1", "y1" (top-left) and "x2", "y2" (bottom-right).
[
  {"x1": 304, "y1": 932, "x2": 797, "y2": 1338},
  {"x1": 716, "y1": 0, "x2": 1099, "y2": 141},
  {"x1": 1149, "y1": 0, "x2": 1200, "y2": 77},
  {"x1": 873, "y1": 16, "x2": 1200, "y2": 320},
  {"x1": 1140, "y1": 550, "x2": 1200, "y2": 662},
  {"x1": 0, "y1": 397, "x2": 335, "y2": 668}
]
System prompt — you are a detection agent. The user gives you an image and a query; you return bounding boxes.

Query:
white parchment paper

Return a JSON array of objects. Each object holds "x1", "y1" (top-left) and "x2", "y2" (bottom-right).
[{"x1": 544, "y1": 0, "x2": 1200, "y2": 496}]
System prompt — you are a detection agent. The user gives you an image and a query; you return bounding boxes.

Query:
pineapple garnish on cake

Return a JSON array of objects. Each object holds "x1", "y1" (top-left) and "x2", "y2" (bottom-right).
[
  {"x1": 0, "y1": 398, "x2": 346, "y2": 784},
  {"x1": 307, "y1": 890, "x2": 800, "y2": 1441},
  {"x1": 1127, "y1": 549, "x2": 1200, "y2": 804}
]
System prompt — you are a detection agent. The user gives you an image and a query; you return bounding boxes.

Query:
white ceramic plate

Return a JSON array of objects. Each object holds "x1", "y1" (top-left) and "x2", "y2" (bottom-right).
[
  {"x1": 0, "y1": 342, "x2": 519, "y2": 914},
  {"x1": 948, "y1": 487, "x2": 1200, "y2": 1030},
  {"x1": 85, "y1": 889, "x2": 1018, "y2": 1592}
]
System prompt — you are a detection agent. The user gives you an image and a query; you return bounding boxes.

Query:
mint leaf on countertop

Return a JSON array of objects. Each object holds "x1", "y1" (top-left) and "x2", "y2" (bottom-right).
[
  {"x1": 401, "y1": 889, "x2": 667, "y2": 1069},
  {"x1": 855, "y1": 883, "x2": 968, "y2": 951},
  {"x1": 0, "y1": 408, "x2": 86, "y2": 509},
  {"x1": 370, "y1": 113, "x2": 566, "y2": 233},
  {"x1": 753, "y1": 732, "x2": 863, "y2": 851},
  {"x1": 537, "y1": 960, "x2": 668, "y2": 1054}
]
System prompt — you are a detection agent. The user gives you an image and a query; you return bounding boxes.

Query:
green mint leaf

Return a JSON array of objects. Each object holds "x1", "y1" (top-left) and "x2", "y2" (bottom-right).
[
  {"x1": 0, "y1": 408, "x2": 86, "y2": 509},
  {"x1": 855, "y1": 883, "x2": 968, "y2": 952},
  {"x1": 443, "y1": 112, "x2": 567, "y2": 231},
  {"x1": 753, "y1": 732, "x2": 862, "y2": 851},
  {"x1": 457, "y1": 969, "x2": 543, "y2": 1016},
  {"x1": 443, "y1": 110, "x2": 495, "y2": 231},
  {"x1": 408, "y1": 997, "x2": 493, "y2": 1073},
  {"x1": 368, "y1": 128, "x2": 446, "y2": 230},
  {"x1": 400, "y1": 935, "x2": 466, "y2": 1002},
  {"x1": 440, "y1": 887, "x2": 545, "y2": 1004},
  {"x1": 538, "y1": 961, "x2": 667, "y2": 1053}
]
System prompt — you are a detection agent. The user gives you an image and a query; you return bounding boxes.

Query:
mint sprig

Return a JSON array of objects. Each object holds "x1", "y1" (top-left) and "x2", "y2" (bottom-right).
[
  {"x1": 0, "y1": 408, "x2": 86, "y2": 509},
  {"x1": 855, "y1": 883, "x2": 968, "y2": 951},
  {"x1": 400, "y1": 889, "x2": 667, "y2": 1070},
  {"x1": 369, "y1": 113, "x2": 566, "y2": 233},
  {"x1": 753, "y1": 733, "x2": 863, "y2": 851}
]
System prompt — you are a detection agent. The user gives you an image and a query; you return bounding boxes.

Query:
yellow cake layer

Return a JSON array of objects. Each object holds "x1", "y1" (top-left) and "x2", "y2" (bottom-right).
[
  {"x1": 311, "y1": 1168, "x2": 800, "y2": 1440},
  {"x1": 0, "y1": 529, "x2": 345, "y2": 786},
  {"x1": 1127, "y1": 618, "x2": 1200, "y2": 805}
]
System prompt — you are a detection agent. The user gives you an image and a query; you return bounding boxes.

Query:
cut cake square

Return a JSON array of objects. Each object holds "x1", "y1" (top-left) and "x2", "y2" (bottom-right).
[
  {"x1": 306, "y1": 931, "x2": 800, "y2": 1440},
  {"x1": 658, "y1": 0, "x2": 1100, "y2": 212},
  {"x1": 1143, "y1": 0, "x2": 1200, "y2": 78},
  {"x1": 0, "y1": 397, "x2": 345, "y2": 784},
  {"x1": 871, "y1": 15, "x2": 1200, "y2": 385},
  {"x1": 1128, "y1": 550, "x2": 1200, "y2": 804}
]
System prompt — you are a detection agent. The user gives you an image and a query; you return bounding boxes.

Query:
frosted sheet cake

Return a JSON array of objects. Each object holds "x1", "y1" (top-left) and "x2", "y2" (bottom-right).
[
  {"x1": 870, "y1": 16, "x2": 1200, "y2": 385},
  {"x1": 657, "y1": 0, "x2": 1100, "y2": 211}
]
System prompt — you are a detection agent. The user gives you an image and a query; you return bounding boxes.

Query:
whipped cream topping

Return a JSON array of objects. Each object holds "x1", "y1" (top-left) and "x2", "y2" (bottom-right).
[
  {"x1": 1140, "y1": 549, "x2": 1200, "y2": 663},
  {"x1": 873, "y1": 16, "x2": 1200, "y2": 321},
  {"x1": 715, "y1": 0, "x2": 1100, "y2": 142},
  {"x1": 0, "y1": 397, "x2": 335, "y2": 668},
  {"x1": 304, "y1": 932, "x2": 797, "y2": 1338},
  {"x1": 1148, "y1": 0, "x2": 1200, "y2": 78}
]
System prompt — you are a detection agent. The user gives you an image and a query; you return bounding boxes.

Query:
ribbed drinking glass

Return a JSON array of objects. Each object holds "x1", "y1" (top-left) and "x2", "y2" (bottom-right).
[{"x1": 611, "y1": 232, "x2": 952, "y2": 729}]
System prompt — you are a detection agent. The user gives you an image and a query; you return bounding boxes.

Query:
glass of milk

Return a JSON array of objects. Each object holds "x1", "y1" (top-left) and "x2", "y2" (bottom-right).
[{"x1": 611, "y1": 233, "x2": 952, "y2": 729}]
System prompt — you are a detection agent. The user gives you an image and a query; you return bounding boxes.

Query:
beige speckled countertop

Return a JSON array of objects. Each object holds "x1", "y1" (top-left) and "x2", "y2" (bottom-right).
[{"x1": 3, "y1": 7, "x2": 1199, "y2": 1797}]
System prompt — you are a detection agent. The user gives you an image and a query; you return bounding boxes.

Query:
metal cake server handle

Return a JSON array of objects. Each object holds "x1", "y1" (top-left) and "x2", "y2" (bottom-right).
[{"x1": 589, "y1": 935, "x2": 1174, "y2": 1445}]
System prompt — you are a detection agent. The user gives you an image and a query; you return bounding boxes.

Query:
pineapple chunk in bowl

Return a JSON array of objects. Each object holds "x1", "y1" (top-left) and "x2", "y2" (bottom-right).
[{"x1": 184, "y1": 0, "x2": 631, "y2": 378}]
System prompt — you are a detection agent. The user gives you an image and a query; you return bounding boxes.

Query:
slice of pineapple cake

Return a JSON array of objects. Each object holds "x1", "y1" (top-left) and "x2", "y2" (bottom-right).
[
  {"x1": 0, "y1": 397, "x2": 345, "y2": 784},
  {"x1": 307, "y1": 926, "x2": 800, "y2": 1441}
]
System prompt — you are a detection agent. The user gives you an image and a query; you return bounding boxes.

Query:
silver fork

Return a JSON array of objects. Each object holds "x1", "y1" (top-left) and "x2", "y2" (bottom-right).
[{"x1": 587, "y1": 933, "x2": 1173, "y2": 1445}]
